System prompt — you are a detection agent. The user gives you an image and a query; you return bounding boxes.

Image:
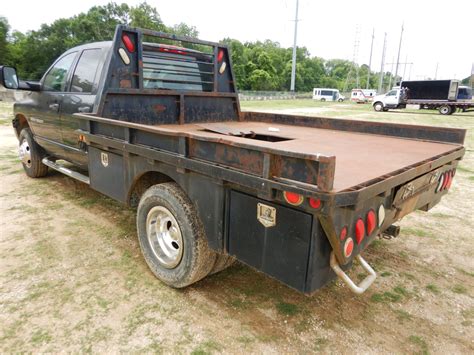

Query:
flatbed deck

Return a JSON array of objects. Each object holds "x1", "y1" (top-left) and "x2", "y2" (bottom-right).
[{"x1": 136, "y1": 121, "x2": 460, "y2": 192}]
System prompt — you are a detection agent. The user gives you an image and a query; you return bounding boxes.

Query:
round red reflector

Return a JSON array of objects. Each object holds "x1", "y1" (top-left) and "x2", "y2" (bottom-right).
[
  {"x1": 344, "y1": 238, "x2": 354, "y2": 258},
  {"x1": 355, "y1": 218, "x2": 365, "y2": 244},
  {"x1": 309, "y1": 198, "x2": 321, "y2": 209},
  {"x1": 441, "y1": 171, "x2": 450, "y2": 190},
  {"x1": 446, "y1": 170, "x2": 453, "y2": 189},
  {"x1": 366, "y1": 210, "x2": 376, "y2": 235},
  {"x1": 122, "y1": 34, "x2": 135, "y2": 53},
  {"x1": 283, "y1": 191, "x2": 303, "y2": 206},
  {"x1": 340, "y1": 226, "x2": 347, "y2": 241},
  {"x1": 217, "y1": 49, "x2": 224, "y2": 62}
]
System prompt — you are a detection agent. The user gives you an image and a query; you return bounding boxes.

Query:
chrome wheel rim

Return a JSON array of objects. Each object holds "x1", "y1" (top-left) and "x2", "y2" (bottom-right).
[
  {"x1": 146, "y1": 206, "x2": 183, "y2": 269},
  {"x1": 19, "y1": 139, "x2": 32, "y2": 168}
]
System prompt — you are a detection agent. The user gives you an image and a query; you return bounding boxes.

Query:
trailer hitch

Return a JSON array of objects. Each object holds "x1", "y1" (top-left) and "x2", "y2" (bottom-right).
[{"x1": 330, "y1": 252, "x2": 377, "y2": 294}]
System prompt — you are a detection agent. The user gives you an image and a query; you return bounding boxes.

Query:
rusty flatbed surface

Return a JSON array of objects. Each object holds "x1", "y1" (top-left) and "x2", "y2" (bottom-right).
[{"x1": 152, "y1": 121, "x2": 460, "y2": 192}]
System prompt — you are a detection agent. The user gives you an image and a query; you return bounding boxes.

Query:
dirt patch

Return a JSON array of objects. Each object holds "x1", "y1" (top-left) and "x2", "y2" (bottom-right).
[{"x1": 0, "y1": 102, "x2": 473, "y2": 353}]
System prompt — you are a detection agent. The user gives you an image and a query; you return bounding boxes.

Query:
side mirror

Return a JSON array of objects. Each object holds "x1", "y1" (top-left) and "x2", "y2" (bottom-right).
[{"x1": 0, "y1": 66, "x2": 19, "y2": 89}]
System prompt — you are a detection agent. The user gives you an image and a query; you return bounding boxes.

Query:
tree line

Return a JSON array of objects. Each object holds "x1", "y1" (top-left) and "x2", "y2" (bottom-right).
[{"x1": 1, "y1": 2, "x2": 397, "y2": 92}]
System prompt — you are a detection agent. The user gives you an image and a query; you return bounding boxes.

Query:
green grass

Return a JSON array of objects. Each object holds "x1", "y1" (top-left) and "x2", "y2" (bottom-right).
[
  {"x1": 276, "y1": 301, "x2": 300, "y2": 316},
  {"x1": 425, "y1": 284, "x2": 440, "y2": 294},
  {"x1": 408, "y1": 335, "x2": 429, "y2": 355},
  {"x1": 452, "y1": 284, "x2": 468, "y2": 294},
  {"x1": 191, "y1": 340, "x2": 222, "y2": 355}
]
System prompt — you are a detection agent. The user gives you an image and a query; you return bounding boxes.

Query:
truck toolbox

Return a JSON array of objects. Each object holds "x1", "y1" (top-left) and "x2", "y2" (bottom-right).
[{"x1": 3, "y1": 25, "x2": 466, "y2": 295}]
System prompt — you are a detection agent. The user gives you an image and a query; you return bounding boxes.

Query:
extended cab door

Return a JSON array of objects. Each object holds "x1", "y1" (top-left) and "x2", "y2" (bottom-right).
[
  {"x1": 30, "y1": 52, "x2": 77, "y2": 153},
  {"x1": 60, "y1": 48, "x2": 105, "y2": 168}
]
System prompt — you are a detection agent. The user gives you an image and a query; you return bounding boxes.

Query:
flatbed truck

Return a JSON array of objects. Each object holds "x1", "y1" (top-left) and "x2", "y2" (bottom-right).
[
  {"x1": 0, "y1": 26, "x2": 466, "y2": 294},
  {"x1": 373, "y1": 80, "x2": 474, "y2": 115}
]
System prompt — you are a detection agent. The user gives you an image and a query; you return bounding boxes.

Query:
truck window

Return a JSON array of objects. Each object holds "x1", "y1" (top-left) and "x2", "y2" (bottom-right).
[
  {"x1": 386, "y1": 90, "x2": 397, "y2": 96},
  {"x1": 142, "y1": 44, "x2": 213, "y2": 92},
  {"x1": 43, "y1": 52, "x2": 77, "y2": 92},
  {"x1": 71, "y1": 49, "x2": 102, "y2": 93}
]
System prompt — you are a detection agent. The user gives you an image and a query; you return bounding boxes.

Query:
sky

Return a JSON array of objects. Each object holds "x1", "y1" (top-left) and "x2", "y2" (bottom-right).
[{"x1": 2, "y1": 0, "x2": 473, "y2": 82}]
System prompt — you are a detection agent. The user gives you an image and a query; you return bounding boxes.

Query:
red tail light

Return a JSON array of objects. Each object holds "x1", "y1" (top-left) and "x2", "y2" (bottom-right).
[
  {"x1": 217, "y1": 49, "x2": 224, "y2": 62},
  {"x1": 309, "y1": 197, "x2": 321, "y2": 209},
  {"x1": 283, "y1": 191, "x2": 304, "y2": 206},
  {"x1": 355, "y1": 218, "x2": 365, "y2": 244},
  {"x1": 344, "y1": 238, "x2": 354, "y2": 258},
  {"x1": 340, "y1": 226, "x2": 347, "y2": 241},
  {"x1": 366, "y1": 210, "x2": 376, "y2": 235},
  {"x1": 122, "y1": 33, "x2": 135, "y2": 53}
]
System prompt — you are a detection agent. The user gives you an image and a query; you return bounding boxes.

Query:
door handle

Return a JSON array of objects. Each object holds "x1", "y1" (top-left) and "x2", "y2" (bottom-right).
[
  {"x1": 78, "y1": 106, "x2": 91, "y2": 113},
  {"x1": 49, "y1": 103, "x2": 59, "y2": 111}
]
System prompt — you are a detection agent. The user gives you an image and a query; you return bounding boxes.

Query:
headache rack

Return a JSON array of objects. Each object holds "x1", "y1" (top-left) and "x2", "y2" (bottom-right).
[{"x1": 97, "y1": 25, "x2": 240, "y2": 125}]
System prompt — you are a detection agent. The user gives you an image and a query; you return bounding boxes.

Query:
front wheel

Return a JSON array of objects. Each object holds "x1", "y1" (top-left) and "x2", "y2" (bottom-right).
[
  {"x1": 338, "y1": 98, "x2": 344, "y2": 102},
  {"x1": 137, "y1": 183, "x2": 216, "y2": 288},
  {"x1": 320, "y1": 98, "x2": 326, "y2": 102},
  {"x1": 18, "y1": 128, "x2": 48, "y2": 178},
  {"x1": 373, "y1": 102, "x2": 384, "y2": 112},
  {"x1": 438, "y1": 105, "x2": 452, "y2": 115}
]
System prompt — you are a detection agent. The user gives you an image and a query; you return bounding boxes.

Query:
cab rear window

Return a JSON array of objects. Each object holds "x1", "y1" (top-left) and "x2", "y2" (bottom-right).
[{"x1": 142, "y1": 44, "x2": 214, "y2": 92}]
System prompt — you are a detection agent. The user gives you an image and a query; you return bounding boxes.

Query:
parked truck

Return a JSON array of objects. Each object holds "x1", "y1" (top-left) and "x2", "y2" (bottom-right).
[
  {"x1": 373, "y1": 80, "x2": 474, "y2": 115},
  {"x1": 0, "y1": 26, "x2": 466, "y2": 295}
]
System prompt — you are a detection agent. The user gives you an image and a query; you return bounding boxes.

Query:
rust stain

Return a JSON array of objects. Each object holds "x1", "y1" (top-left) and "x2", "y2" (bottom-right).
[
  {"x1": 119, "y1": 79, "x2": 132, "y2": 88},
  {"x1": 153, "y1": 104, "x2": 167, "y2": 114}
]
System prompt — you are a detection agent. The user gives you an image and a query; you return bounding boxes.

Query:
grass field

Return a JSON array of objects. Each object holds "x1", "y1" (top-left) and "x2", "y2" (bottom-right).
[{"x1": 0, "y1": 100, "x2": 473, "y2": 353}]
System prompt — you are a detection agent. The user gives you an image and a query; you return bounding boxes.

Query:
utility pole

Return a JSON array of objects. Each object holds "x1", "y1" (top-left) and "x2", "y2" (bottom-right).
[
  {"x1": 290, "y1": 0, "x2": 299, "y2": 93},
  {"x1": 470, "y1": 63, "x2": 474, "y2": 88},
  {"x1": 388, "y1": 57, "x2": 394, "y2": 91},
  {"x1": 344, "y1": 25, "x2": 361, "y2": 91},
  {"x1": 366, "y1": 28, "x2": 375, "y2": 89},
  {"x1": 387, "y1": 60, "x2": 413, "y2": 84},
  {"x1": 434, "y1": 62, "x2": 438, "y2": 79},
  {"x1": 394, "y1": 23, "x2": 404, "y2": 84},
  {"x1": 378, "y1": 32, "x2": 387, "y2": 93},
  {"x1": 403, "y1": 55, "x2": 408, "y2": 79}
]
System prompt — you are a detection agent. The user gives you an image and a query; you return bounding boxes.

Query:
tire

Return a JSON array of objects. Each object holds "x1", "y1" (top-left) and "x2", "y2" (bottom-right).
[
  {"x1": 438, "y1": 105, "x2": 452, "y2": 115},
  {"x1": 320, "y1": 98, "x2": 326, "y2": 102},
  {"x1": 209, "y1": 253, "x2": 236, "y2": 275},
  {"x1": 373, "y1": 102, "x2": 384, "y2": 112},
  {"x1": 137, "y1": 183, "x2": 216, "y2": 288},
  {"x1": 338, "y1": 98, "x2": 344, "y2": 102},
  {"x1": 383, "y1": 108, "x2": 389, "y2": 112},
  {"x1": 449, "y1": 106, "x2": 456, "y2": 114},
  {"x1": 18, "y1": 128, "x2": 48, "y2": 178}
]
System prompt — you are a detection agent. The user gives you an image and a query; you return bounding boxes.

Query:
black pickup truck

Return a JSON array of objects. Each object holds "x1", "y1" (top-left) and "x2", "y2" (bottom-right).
[{"x1": 0, "y1": 26, "x2": 466, "y2": 295}]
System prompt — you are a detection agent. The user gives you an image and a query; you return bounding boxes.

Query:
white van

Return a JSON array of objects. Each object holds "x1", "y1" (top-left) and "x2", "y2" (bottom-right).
[{"x1": 313, "y1": 88, "x2": 345, "y2": 102}]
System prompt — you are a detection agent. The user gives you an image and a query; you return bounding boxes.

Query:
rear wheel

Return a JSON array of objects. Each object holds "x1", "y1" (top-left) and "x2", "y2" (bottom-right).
[
  {"x1": 373, "y1": 102, "x2": 384, "y2": 112},
  {"x1": 320, "y1": 98, "x2": 326, "y2": 102},
  {"x1": 137, "y1": 183, "x2": 216, "y2": 288},
  {"x1": 209, "y1": 253, "x2": 236, "y2": 275},
  {"x1": 18, "y1": 128, "x2": 48, "y2": 178},
  {"x1": 438, "y1": 105, "x2": 452, "y2": 115},
  {"x1": 449, "y1": 106, "x2": 456, "y2": 114}
]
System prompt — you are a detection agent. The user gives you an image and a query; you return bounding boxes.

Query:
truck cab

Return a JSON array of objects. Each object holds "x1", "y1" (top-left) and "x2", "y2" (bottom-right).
[
  {"x1": 372, "y1": 88, "x2": 402, "y2": 111},
  {"x1": 12, "y1": 42, "x2": 112, "y2": 169}
]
